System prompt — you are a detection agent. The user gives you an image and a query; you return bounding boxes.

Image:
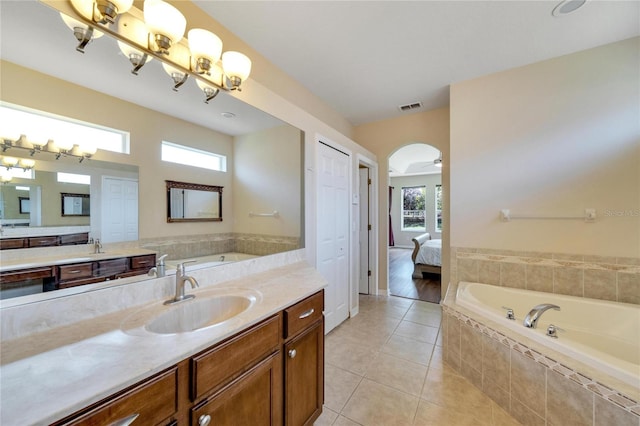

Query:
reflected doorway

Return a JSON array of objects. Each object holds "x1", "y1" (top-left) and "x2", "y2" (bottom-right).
[{"x1": 388, "y1": 144, "x2": 442, "y2": 303}]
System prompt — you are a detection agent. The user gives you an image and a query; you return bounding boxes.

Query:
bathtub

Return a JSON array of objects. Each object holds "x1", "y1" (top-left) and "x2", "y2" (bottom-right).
[
  {"x1": 455, "y1": 281, "x2": 640, "y2": 388},
  {"x1": 166, "y1": 252, "x2": 258, "y2": 270}
]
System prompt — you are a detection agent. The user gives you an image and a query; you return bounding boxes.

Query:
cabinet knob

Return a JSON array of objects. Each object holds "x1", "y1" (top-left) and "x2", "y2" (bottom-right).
[
  {"x1": 199, "y1": 414, "x2": 211, "y2": 426},
  {"x1": 288, "y1": 348, "x2": 297, "y2": 359}
]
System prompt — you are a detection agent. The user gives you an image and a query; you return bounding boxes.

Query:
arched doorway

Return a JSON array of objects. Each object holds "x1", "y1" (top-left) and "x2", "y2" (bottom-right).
[{"x1": 387, "y1": 143, "x2": 442, "y2": 303}]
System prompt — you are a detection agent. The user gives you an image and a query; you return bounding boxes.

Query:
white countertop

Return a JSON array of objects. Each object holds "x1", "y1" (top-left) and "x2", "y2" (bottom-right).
[{"x1": 0, "y1": 258, "x2": 326, "y2": 425}]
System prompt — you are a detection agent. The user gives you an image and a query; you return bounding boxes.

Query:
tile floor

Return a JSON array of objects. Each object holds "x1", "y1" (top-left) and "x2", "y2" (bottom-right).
[{"x1": 314, "y1": 294, "x2": 521, "y2": 426}]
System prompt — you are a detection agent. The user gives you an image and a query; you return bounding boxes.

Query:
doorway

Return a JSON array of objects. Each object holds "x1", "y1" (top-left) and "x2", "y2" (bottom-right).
[
  {"x1": 100, "y1": 176, "x2": 138, "y2": 243},
  {"x1": 387, "y1": 144, "x2": 442, "y2": 303}
]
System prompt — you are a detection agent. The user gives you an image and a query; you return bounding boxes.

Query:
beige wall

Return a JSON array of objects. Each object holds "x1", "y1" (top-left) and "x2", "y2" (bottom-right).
[
  {"x1": 450, "y1": 37, "x2": 640, "y2": 258},
  {"x1": 354, "y1": 107, "x2": 451, "y2": 293},
  {"x1": 233, "y1": 125, "x2": 302, "y2": 237}
]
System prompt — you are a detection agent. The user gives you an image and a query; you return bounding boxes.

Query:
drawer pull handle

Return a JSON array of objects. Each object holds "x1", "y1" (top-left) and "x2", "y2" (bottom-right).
[
  {"x1": 288, "y1": 348, "x2": 297, "y2": 359},
  {"x1": 198, "y1": 414, "x2": 211, "y2": 426},
  {"x1": 137, "y1": 261, "x2": 149, "y2": 264},
  {"x1": 108, "y1": 413, "x2": 139, "y2": 426},
  {"x1": 298, "y1": 308, "x2": 315, "y2": 319},
  {"x1": 68, "y1": 270, "x2": 82, "y2": 274}
]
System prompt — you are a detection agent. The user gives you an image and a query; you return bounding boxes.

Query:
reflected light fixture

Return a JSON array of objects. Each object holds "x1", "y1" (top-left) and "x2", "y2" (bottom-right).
[
  {"x1": 50, "y1": 0, "x2": 252, "y2": 100},
  {"x1": 1, "y1": 135, "x2": 96, "y2": 163},
  {"x1": 0, "y1": 171, "x2": 12, "y2": 184}
]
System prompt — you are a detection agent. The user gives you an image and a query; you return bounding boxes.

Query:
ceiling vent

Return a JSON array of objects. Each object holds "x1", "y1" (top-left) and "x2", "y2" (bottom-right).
[{"x1": 398, "y1": 102, "x2": 423, "y2": 112}]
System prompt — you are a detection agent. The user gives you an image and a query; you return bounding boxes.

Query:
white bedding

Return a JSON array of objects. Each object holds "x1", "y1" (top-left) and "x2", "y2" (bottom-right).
[{"x1": 415, "y1": 239, "x2": 442, "y2": 266}]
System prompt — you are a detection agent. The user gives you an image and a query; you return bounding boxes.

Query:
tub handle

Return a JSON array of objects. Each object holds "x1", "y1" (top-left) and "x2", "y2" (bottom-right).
[
  {"x1": 501, "y1": 306, "x2": 516, "y2": 320},
  {"x1": 546, "y1": 324, "x2": 564, "y2": 338}
]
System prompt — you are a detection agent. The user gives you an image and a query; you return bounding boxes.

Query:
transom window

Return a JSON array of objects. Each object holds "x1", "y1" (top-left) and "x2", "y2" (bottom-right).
[{"x1": 161, "y1": 141, "x2": 227, "y2": 172}]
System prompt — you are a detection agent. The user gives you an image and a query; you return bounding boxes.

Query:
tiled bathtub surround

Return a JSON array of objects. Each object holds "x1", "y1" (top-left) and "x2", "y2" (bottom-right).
[
  {"x1": 442, "y1": 303, "x2": 640, "y2": 426},
  {"x1": 450, "y1": 247, "x2": 640, "y2": 305},
  {"x1": 139, "y1": 232, "x2": 300, "y2": 259}
]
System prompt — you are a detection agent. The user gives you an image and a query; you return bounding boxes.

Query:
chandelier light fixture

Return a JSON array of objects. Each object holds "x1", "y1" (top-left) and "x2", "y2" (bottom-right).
[
  {"x1": 1, "y1": 135, "x2": 97, "y2": 163},
  {"x1": 46, "y1": 0, "x2": 252, "y2": 103}
]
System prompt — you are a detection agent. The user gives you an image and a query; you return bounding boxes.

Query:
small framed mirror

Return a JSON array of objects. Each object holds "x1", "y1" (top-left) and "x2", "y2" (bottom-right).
[
  {"x1": 61, "y1": 193, "x2": 90, "y2": 216},
  {"x1": 166, "y1": 180, "x2": 223, "y2": 223}
]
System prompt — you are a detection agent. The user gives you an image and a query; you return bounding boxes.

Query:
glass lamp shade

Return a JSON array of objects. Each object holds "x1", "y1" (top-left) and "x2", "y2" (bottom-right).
[
  {"x1": 117, "y1": 14, "x2": 149, "y2": 48},
  {"x1": 222, "y1": 51, "x2": 252, "y2": 81},
  {"x1": 60, "y1": 13, "x2": 104, "y2": 39},
  {"x1": 14, "y1": 135, "x2": 33, "y2": 150},
  {"x1": 18, "y1": 159, "x2": 36, "y2": 169},
  {"x1": 117, "y1": 41, "x2": 153, "y2": 63},
  {"x1": 144, "y1": 0, "x2": 186, "y2": 44},
  {"x1": 81, "y1": 143, "x2": 98, "y2": 156},
  {"x1": 43, "y1": 140, "x2": 60, "y2": 154},
  {"x1": 161, "y1": 62, "x2": 186, "y2": 79},
  {"x1": 1, "y1": 157, "x2": 18, "y2": 168},
  {"x1": 188, "y1": 29, "x2": 222, "y2": 63},
  {"x1": 165, "y1": 41, "x2": 191, "y2": 69},
  {"x1": 0, "y1": 171, "x2": 12, "y2": 183}
]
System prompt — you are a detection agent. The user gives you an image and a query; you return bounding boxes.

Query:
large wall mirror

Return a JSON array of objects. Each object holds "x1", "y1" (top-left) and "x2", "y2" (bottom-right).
[{"x1": 0, "y1": 1, "x2": 304, "y2": 304}]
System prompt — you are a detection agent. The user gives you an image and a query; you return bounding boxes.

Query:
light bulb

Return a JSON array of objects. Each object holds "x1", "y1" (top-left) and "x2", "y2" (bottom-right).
[{"x1": 60, "y1": 13, "x2": 104, "y2": 39}]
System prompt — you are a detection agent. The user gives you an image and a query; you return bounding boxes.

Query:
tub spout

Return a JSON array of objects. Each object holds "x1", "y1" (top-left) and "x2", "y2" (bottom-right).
[{"x1": 523, "y1": 303, "x2": 560, "y2": 328}]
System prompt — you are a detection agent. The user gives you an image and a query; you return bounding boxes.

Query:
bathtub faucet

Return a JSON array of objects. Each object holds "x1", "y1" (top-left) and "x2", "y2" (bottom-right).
[{"x1": 523, "y1": 303, "x2": 560, "y2": 328}]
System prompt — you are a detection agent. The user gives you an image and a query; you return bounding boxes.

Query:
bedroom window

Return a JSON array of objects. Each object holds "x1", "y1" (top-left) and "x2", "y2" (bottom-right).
[
  {"x1": 435, "y1": 184, "x2": 442, "y2": 232},
  {"x1": 401, "y1": 185, "x2": 426, "y2": 231}
]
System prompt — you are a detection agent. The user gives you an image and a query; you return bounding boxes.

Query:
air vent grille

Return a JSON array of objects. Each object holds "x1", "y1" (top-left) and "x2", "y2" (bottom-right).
[{"x1": 398, "y1": 102, "x2": 423, "y2": 112}]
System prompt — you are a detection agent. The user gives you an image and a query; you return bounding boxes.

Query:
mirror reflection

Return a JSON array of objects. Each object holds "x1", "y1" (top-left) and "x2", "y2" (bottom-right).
[
  {"x1": 61, "y1": 193, "x2": 90, "y2": 217},
  {"x1": 167, "y1": 180, "x2": 222, "y2": 222},
  {"x1": 0, "y1": 1, "x2": 304, "y2": 304}
]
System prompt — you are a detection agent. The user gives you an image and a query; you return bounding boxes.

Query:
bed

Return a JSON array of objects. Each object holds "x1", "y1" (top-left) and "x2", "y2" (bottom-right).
[{"x1": 411, "y1": 232, "x2": 442, "y2": 278}]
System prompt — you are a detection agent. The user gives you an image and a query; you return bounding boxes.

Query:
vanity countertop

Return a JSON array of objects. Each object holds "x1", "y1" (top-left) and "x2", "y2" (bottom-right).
[
  {"x1": 0, "y1": 259, "x2": 326, "y2": 425},
  {"x1": 0, "y1": 247, "x2": 157, "y2": 272}
]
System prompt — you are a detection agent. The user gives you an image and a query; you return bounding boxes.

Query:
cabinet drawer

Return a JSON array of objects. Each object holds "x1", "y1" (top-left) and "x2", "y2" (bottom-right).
[
  {"x1": 59, "y1": 367, "x2": 178, "y2": 426},
  {"x1": 130, "y1": 254, "x2": 155, "y2": 270},
  {"x1": 98, "y1": 258, "x2": 128, "y2": 276},
  {"x1": 0, "y1": 238, "x2": 27, "y2": 250},
  {"x1": 0, "y1": 266, "x2": 54, "y2": 284},
  {"x1": 284, "y1": 291, "x2": 324, "y2": 339},
  {"x1": 191, "y1": 315, "x2": 280, "y2": 401},
  {"x1": 29, "y1": 236, "x2": 59, "y2": 247},
  {"x1": 58, "y1": 263, "x2": 94, "y2": 281},
  {"x1": 60, "y1": 232, "x2": 89, "y2": 245}
]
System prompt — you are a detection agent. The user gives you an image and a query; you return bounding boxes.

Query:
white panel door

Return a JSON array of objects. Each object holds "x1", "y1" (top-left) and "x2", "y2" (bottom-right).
[
  {"x1": 102, "y1": 177, "x2": 138, "y2": 243},
  {"x1": 317, "y1": 142, "x2": 350, "y2": 333}
]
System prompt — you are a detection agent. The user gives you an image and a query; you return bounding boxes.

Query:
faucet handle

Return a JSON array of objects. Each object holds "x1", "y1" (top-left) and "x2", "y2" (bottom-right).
[
  {"x1": 157, "y1": 254, "x2": 168, "y2": 265},
  {"x1": 177, "y1": 260, "x2": 198, "y2": 273},
  {"x1": 546, "y1": 324, "x2": 564, "y2": 338},
  {"x1": 501, "y1": 306, "x2": 516, "y2": 320}
]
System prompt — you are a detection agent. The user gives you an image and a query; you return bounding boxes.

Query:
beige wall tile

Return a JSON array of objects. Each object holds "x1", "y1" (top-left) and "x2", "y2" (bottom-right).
[
  {"x1": 526, "y1": 264, "x2": 554, "y2": 293},
  {"x1": 482, "y1": 334, "x2": 510, "y2": 391},
  {"x1": 594, "y1": 396, "x2": 640, "y2": 426},
  {"x1": 501, "y1": 263, "x2": 526, "y2": 289},
  {"x1": 618, "y1": 272, "x2": 640, "y2": 304},
  {"x1": 461, "y1": 323, "x2": 483, "y2": 371},
  {"x1": 446, "y1": 315, "x2": 461, "y2": 371},
  {"x1": 584, "y1": 269, "x2": 616, "y2": 301},
  {"x1": 554, "y1": 267, "x2": 584, "y2": 297},
  {"x1": 478, "y1": 260, "x2": 501, "y2": 285},
  {"x1": 510, "y1": 350, "x2": 546, "y2": 417},
  {"x1": 547, "y1": 370, "x2": 594, "y2": 426},
  {"x1": 483, "y1": 377, "x2": 510, "y2": 413},
  {"x1": 492, "y1": 404, "x2": 522, "y2": 426},
  {"x1": 458, "y1": 258, "x2": 479, "y2": 282}
]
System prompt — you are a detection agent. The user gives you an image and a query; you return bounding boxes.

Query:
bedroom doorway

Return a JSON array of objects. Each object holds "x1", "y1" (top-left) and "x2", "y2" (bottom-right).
[{"x1": 388, "y1": 144, "x2": 442, "y2": 304}]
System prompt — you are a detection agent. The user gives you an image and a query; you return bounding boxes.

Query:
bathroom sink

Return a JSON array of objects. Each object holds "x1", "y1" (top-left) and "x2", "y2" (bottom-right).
[{"x1": 145, "y1": 294, "x2": 255, "y2": 334}]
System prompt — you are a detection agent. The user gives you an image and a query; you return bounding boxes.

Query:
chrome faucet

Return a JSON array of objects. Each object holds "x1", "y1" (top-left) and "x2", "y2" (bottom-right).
[
  {"x1": 523, "y1": 303, "x2": 560, "y2": 328},
  {"x1": 164, "y1": 261, "x2": 199, "y2": 305},
  {"x1": 94, "y1": 238, "x2": 103, "y2": 254},
  {"x1": 148, "y1": 254, "x2": 169, "y2": 277}
]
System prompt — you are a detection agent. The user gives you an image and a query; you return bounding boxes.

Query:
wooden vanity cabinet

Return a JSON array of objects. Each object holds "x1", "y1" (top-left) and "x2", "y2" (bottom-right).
[
  {"x1": 54, "y1": 290, "x2": 325, "y2": 426},
  {"x1": 0, "y1": 237, "x2": 27, "y2": 250},
  {"x1": 283, "y1": 291, "x2": 325, "y2": 426},
  {"x1": 28, "y1": 236, "x2": 59, "y2": 248}
]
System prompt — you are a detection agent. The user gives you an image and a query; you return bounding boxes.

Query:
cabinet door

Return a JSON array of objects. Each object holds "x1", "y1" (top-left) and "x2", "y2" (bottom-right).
[
  {"x1": 284, "y1": 321, "x2": 324, "y2": 426},
  {"x1": 191, "y1": 352, "x2": 283, "y2": 426}
]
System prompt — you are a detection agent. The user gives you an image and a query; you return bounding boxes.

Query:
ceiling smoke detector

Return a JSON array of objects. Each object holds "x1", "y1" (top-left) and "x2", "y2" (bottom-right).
[
  {"x1": 398, "y1": 102, "x2": 422, "y2": 112},
  {"x1": 552, "y1": 0, "x2": 586, "y2": 17}
]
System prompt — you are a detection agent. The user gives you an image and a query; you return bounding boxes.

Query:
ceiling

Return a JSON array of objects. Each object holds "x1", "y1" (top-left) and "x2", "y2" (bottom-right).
[
  {"x1": 202, "y1": 0, "x2": 640, "y2": 126},
  {"x1": 389, "y1": 144, "x2": 441, "y2": 177}
]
